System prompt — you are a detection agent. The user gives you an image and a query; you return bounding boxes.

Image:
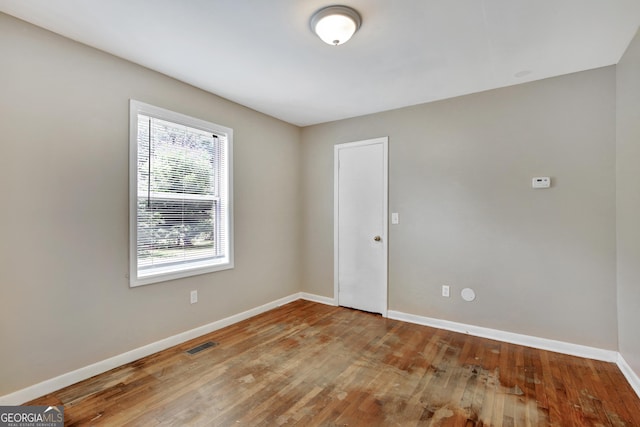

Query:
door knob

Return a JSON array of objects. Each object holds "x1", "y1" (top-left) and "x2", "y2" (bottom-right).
[{"x1": 374, "y1": 235, "x2": 381, "y2": 241}]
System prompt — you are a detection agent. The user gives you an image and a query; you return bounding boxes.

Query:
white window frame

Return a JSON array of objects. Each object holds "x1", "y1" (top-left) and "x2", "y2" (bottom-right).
[{"x1": 129, "y1": 100, "x2": 234, "y2": 287}]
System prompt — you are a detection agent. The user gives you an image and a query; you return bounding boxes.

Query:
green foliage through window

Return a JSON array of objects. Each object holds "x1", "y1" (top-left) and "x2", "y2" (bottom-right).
[{"x1": 136, "y1": 115, "x2": 222, "y2": 269}]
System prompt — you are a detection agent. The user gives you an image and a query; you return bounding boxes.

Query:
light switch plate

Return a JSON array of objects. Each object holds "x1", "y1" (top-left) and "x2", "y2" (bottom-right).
[{"x1": 391, "y1": 213, "x2": 399, "y2": 224}]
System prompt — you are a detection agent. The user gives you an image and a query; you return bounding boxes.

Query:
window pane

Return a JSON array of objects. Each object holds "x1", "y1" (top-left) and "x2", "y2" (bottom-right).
[
  {"x1": 137, "y1": 116, "x2": 217, "y2": 196},
  {"x1": 137, "y1": 198, "x2": 218, "y2": 270}
]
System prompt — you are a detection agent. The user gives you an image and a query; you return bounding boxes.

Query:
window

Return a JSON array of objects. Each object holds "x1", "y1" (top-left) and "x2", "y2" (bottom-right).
[{"x1": 129, "y1": 100, "x2": 233, "y2": 286}]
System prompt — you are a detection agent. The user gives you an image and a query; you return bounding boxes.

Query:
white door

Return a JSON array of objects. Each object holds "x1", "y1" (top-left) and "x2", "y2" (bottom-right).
[{"x1": 334, "y1": 137, "x2": 388, "y2": 315}]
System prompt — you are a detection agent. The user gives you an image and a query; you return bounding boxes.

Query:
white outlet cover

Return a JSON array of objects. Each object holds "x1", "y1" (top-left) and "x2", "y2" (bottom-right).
[
  {"x1": 461, "y1": 288, "x2": 476, "y2": 302},
  {"x1": 532, "y1": 177, "x2": 551, "y2": 188}
]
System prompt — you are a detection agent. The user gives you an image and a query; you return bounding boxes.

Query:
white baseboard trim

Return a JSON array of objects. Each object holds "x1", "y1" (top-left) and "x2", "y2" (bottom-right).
[
  {"x1": 4, "y1": 296, "x2": 636, "y2": 405},
  {"x1": 617, "y1": 353, "x2": 640, "y2": 398},
  {"x1": 392, "y1": 309, "x2": 640, "y2": 397},
  {"x1": 0, "y1": 293, "x2": 301, "y2": 406},
  {"x1": 387, "y1": 310, "x2": 618, "y2": 363},
  {"x1": 300, "y1": 292, "x2": 337, "y2": 306}
]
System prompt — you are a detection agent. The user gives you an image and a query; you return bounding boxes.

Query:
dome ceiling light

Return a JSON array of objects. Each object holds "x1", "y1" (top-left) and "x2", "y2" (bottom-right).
[{"x1": 310, "y1": 5, "x2": 362, "y2": 46}]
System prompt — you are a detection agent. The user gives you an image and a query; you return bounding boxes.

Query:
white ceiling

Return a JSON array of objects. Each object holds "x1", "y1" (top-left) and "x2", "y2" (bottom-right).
[{"x1": 1, "y1": 0, "x2": 639, "y2": 126}]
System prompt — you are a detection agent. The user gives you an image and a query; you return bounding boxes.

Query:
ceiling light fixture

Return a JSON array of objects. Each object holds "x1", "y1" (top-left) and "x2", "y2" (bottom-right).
[{"x1": 310, "y1": 5, "x2": 362, "y2": 46}]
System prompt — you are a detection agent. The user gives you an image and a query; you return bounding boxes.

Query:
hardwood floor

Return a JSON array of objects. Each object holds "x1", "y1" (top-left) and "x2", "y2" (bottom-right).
[{"x1": 27, "y1": 300, "x2": 640, "y2": 426}]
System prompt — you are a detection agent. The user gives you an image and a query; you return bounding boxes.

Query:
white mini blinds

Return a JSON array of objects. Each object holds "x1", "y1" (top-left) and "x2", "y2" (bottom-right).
[{"x1": 129, "y1": 100, "x2": 233, "y2": 286}]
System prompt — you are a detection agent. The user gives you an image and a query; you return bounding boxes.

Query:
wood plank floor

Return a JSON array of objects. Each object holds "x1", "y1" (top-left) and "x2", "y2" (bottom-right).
[{"x1": 27, "y1": 300, "x2": 640, "y2": 426}]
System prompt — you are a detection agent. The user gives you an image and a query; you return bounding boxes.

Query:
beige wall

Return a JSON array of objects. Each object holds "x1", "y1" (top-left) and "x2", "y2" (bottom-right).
[
  {"x1": 617, "y1": 28, "x2": 640, "y2": 376},
  {"x1": 0, "y1": 13, "x2": 301, "y2": 395},
  {"x1": 1, "y1": 10, "x2": 634, "y2": 398},
  {"x1": 301, "y1": 67, "x2": 618, "y2": 350}
]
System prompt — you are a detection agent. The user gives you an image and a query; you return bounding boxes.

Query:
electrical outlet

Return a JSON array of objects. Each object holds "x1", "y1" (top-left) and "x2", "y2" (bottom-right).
[
  {"x1": 190, "y1": 290, "x2": 198, "y2": 304},
  {"x1": 442, "y1": 285, "x2": 450, "y2": 298}
]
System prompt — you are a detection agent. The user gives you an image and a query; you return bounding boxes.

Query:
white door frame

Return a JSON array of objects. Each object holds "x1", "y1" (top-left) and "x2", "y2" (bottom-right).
[{"x1": 334, "y1": 137, "x2": 389, "y2": 316}]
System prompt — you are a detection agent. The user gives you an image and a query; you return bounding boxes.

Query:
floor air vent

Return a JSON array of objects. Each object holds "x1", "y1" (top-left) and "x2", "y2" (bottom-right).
[{"x1": 186, "y1": 341, "x2": 218, "y2": 355}]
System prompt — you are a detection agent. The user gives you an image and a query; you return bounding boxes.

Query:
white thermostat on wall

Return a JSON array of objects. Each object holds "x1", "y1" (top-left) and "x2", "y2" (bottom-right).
[{"x1": 532, "y1": 177, "x2": 551, "y2": 189}]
